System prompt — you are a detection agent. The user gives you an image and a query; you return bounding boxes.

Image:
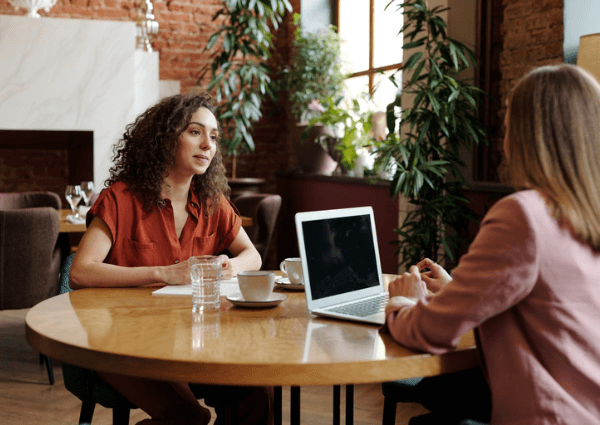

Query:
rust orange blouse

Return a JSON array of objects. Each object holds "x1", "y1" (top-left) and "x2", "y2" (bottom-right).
[{"x1": 87, "y1": 181, "x2": 241, "y2": 267}]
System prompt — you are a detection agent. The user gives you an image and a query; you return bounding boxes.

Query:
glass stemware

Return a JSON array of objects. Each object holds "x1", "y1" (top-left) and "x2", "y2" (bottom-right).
[
  {"x1": 80, "y1": 181, "x2": 95, "y2": 207},
  {"x1": 65, "y1": 185, "x2": 83, "y2": 219}
]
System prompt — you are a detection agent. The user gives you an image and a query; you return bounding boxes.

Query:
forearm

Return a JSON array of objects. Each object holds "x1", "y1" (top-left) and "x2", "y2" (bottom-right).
[
  {"x1": 69, "y1": 258, "x2": 165, "y2": 289},
  {"x1": 229, "y1": 247, "x2": 262, "y2": 276}
]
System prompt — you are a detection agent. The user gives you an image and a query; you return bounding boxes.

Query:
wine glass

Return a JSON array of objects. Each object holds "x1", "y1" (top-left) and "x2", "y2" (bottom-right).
[
  {"x1": 80, "y1": 181, "x2": 95, "y2": 207},
  {"x1": 65, "y1": 185, "x2": 83, "y2": 219}
]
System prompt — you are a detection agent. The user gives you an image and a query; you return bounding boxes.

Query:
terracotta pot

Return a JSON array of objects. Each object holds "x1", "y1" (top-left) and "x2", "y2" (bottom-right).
[{"x1": 293, "y1": 124, "x2": 338, "y2": 175}]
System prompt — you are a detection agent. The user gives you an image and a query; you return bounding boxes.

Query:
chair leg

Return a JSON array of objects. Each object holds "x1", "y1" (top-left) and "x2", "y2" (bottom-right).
[
  {"x1": 42, "y1": 355, "x2": 55, "y2": 385},
  {"x1": 79, "y1": 401, "x2": 96, "y2": 424},
  {"x1": 382, "y1": 397, "x2": 397, "y2": 425},
  {"x1": 113, "y1": 407, "x2": 131, "y2": 425}
]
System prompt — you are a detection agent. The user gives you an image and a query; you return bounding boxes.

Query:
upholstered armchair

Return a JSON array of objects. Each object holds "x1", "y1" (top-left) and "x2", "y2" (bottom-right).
[
  {"x1": 0, "y1": 191, "x2": 63, "y2": 384},
  {"x1": 232, "y1": 193, "x2": 282, "y2": 270}
]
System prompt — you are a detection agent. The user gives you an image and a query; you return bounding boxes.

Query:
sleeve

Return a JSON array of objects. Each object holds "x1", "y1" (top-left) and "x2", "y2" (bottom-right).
[
  {"x1": 386, "y1": 195, "x2": 541, "y2": 354},
  {"x1": 214, "y1": 195, "x2": 242, "y2": 253},
  {"x1": 86, "y1": 187, "x2": 118, "y2": 243}
]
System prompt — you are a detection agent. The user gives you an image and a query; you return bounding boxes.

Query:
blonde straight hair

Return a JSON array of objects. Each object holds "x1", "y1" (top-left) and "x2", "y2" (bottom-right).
[{"x1": 506, "y1": 64, "x2": 600, "y2": 251}]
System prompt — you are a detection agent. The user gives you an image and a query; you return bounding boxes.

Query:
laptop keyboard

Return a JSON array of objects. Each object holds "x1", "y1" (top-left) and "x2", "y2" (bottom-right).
[{"x1": 326, "y1": 294, "x2": 389, "y2": 317}]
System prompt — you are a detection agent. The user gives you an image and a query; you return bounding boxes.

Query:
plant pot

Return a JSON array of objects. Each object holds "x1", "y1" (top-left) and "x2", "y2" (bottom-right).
[{"x1": 293, "y1": 124, "x2": 338, "y2": 175}]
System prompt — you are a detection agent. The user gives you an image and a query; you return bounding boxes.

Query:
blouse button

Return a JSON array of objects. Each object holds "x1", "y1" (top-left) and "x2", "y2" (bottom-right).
[{"x1": 174, "y1": 259, "x2": 179, "y2": 264}]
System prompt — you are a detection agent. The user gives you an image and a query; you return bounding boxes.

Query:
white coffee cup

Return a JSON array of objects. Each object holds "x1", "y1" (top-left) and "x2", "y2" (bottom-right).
[
  {"x1": 237, "y1": 271, "x2": 275, "y2": 302},
  {"x1": 280, "y1": 257, "x2": 304, "y2": 284}
]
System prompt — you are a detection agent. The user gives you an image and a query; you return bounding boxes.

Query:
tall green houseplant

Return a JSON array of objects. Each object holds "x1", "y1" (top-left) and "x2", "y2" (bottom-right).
[
  {"x1": 200, "y1": 0, "x2": 292, "y2": 177},
  {"x1": 379, "y1": 0, "x2": 487, "y2": 268}
]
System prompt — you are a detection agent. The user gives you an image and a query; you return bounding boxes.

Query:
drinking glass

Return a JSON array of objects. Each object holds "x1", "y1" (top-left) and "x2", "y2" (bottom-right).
[
  {"x1": 65, "y1": 185, "x2": 83, "y2": 219},
  {"x1": 80, "y1": 181, "x2": 95, "y2": 207},
  {"x1": 190, "y1": 256, "x2": 222, "y2": 313}
]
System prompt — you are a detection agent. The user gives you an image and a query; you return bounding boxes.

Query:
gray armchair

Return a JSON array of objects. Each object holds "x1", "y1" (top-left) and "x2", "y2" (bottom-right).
[{"x1": 0, "y1": 191, "x2": 62, "y2": 384}]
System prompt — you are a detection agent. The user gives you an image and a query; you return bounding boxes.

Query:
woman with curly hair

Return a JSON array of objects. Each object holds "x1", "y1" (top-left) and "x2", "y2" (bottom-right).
[{"x1": 69, "y1": 91, "x2": 267, "y2": 425}]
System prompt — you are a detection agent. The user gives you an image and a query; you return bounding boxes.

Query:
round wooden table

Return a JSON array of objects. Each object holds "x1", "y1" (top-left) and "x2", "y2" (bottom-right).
[{"x1": 25, "y1": 280, "x2": 476, "y2": 387}]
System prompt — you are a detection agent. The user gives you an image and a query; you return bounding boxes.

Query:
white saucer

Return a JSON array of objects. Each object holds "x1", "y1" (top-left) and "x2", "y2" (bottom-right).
[
  {"x1": 226, "y1": 292, "x2": 287, "y2": 308},
  {"x1": 275, "y1": 277, "x2": 305, "y2": 291}
]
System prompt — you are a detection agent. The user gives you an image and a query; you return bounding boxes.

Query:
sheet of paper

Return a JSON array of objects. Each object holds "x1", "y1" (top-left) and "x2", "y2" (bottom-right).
[{"x1": 151, "y1": 278, "x2": 240, "y2": 297}]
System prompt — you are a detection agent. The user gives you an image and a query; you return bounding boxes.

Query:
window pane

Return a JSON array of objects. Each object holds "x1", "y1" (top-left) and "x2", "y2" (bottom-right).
[
  {"x1": 374, "y1": 0, "x2": 403, "y2": 68},
  {"x1": 373, "y1": 70, "x2": 401, "y2": 112},
  {"x1": 339, "y1": 0, "x2": 370, "y2": 74},
  {"x1": 344, "y1": 75, "x2": 370, "y2": 104}
]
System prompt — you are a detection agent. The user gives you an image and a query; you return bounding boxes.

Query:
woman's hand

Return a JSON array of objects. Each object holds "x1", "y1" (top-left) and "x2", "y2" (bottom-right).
[
  {"x1": 217, "y1": 254, "x2": 234, "y2": 280},
  {"x1": 388, "y1": 265, "x2": 427, "y2": 301},
  {"x1": 416, "y1": 258, "x2": 452, "y2": 293},
  {"x1": 160, "y1": 260, "x2": 195, "y2": 286}
]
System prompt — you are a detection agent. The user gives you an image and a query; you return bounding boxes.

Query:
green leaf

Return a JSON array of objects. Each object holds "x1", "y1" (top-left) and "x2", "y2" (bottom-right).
[{"x1": 402, "y1": 51, "x2": 424, "y2": 71}]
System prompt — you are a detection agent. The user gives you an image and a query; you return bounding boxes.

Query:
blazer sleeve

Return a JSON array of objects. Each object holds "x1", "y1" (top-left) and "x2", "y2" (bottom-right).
[{"x1": 386, "y1": 195, "x2": 541, "y2": 354}]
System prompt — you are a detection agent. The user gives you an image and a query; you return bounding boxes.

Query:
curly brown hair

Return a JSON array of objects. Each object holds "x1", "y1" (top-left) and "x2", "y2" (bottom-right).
[{"x1": 106, "y1": 91, "x2": 230, "y2": 214}]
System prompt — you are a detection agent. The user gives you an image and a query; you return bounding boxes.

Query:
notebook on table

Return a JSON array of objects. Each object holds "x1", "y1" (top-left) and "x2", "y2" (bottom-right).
[{"x1": 294, "y1": 206, "x2": 388, "y2": 325}]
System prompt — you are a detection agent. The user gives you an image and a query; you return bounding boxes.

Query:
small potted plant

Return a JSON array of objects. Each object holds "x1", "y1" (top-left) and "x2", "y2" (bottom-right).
[{"x1": 305, "y1": 96, "x2": 375, "y2": 176}]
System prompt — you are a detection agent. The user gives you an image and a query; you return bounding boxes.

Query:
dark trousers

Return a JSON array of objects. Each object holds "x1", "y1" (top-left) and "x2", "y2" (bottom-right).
[{"x1": 410, "y1": 367, "x2": 491, "y2": 424}]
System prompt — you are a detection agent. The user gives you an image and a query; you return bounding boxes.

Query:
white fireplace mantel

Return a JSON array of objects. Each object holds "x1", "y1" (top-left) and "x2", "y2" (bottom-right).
[{"x1": 0, "y1": 15, "x2": 159, "y2": 187}]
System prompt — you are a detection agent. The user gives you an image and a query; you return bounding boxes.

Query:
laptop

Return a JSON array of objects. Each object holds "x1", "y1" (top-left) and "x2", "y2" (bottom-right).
[{"x1": 295, "y1": 206, "x2": 389, "y2": 325}]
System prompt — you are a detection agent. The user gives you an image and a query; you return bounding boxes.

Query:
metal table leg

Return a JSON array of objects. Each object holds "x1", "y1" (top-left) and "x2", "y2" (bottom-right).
[
  {"x1": 274, "y1": 386, "x2": 282, "y2": 425},
  {"x1": 291, "y1": 386, "x2": 301, "y2": 425},
  {"x1": 345, "y1": 385, "x2": 354, "y2": 425}
]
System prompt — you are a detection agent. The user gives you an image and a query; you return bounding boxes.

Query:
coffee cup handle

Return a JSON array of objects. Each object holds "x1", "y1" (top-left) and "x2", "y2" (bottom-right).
[{"x1": 280, "y1": 260, "x2": 287, "y2": 274}]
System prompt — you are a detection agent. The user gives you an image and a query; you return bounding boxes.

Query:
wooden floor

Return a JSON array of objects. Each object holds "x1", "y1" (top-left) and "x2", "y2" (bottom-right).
[{"x1": 0, "y1": 309, "x2": 428, "y2": 425}]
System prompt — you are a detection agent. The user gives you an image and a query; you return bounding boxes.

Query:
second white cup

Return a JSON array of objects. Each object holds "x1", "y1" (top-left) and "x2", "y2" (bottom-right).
[
  {"x1": 280, "y1": 257, "x2": 304, "y2": 284},
  {"x1": 237, "y1": 271, "x2": 276, "y2": 302}
]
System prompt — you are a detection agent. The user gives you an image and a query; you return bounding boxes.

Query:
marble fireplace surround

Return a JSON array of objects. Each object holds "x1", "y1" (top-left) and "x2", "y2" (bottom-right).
[{"x1": 0, "y1": 15, "x2": 160, "y2": 187}]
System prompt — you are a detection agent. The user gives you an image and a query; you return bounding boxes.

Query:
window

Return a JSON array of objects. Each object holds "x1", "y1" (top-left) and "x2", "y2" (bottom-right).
[{"x1": 336, "y1": 0, "x2": 404, "y2": 111}]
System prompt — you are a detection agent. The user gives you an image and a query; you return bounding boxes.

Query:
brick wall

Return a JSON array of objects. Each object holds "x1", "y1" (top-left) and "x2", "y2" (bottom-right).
[{"x1": 483, "y1": 0, "x2": 563, "y2": 182}]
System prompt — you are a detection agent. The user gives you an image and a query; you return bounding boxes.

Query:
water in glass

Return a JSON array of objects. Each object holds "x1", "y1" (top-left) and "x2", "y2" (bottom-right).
[{"x1": 190, "y1": 256, "x2": 222, "y2": 313}]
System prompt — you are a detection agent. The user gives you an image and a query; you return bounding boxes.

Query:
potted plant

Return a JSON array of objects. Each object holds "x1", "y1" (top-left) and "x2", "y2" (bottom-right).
[
  {"x1": 305, "y1": 96, "x2": 375, "y2": 176},
  {"x1": 377, "y1": 0, "x2": 487, "y2": 269},
  {"x1": 200, "y1": 0, "x2": 292, "y2": 178},
  {"x1": 279, "y1": 13, "x2": 347, "y2": 175}
]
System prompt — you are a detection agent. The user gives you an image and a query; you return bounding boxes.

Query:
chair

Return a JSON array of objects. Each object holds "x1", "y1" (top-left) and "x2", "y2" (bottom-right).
[
  {"x1": 232, "y1": 193, "x2": 282, "y2": 269},
  {"x1": 58, "y1": 253, "x2": 138, "y2": 425},
  {"x1": 0, "y1": 192, "x2": 62, "y2": 385}
]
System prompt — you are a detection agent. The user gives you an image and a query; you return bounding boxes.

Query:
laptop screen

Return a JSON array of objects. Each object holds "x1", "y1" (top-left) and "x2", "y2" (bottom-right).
[{"x1": 301, "y1": 213, "x2": 380, "y2": 300}]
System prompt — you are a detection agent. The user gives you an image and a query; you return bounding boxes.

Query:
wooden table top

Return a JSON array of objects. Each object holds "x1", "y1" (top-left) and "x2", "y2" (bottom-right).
[
  {"x1": 59, "y1": 209, "x2": 253, "y2": 233},
  {"x1": 26, "y1": 275, "x2": 477, "y2": 387}
]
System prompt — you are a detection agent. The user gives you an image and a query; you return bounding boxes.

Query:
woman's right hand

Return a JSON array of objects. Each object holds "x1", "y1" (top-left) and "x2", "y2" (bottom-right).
[
  {"x1": 416, "y1": 258, "x2": 452, "y2": 293},
  {"x1": 160, "y1": 260, "x2": 194, "y2": 286}
]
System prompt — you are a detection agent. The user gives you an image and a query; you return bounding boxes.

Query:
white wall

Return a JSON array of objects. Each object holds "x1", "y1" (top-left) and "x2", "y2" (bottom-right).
[
  {"x1": 0, "y1": 15, "x2": 158, "y2": 188},
  {"x1": 564, "y1": 0, "x2": 600, "y2": 63}
]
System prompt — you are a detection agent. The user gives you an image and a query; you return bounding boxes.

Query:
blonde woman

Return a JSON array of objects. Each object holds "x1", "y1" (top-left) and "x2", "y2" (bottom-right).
[{"x1": 386, "y1": 64, "x2": 600, "y2": 424}]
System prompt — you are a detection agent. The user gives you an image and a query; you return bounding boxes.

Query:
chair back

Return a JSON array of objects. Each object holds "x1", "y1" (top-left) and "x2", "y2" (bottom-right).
[
  {"x1": 0, "y1": 192, "x2": 61, "y2": 210},
  {"x1": 0, "y1": 207, "x2": 61, "y2": 309},
  {"x1": 233, "y1": 193, "x2": 282, "y2": 269}
]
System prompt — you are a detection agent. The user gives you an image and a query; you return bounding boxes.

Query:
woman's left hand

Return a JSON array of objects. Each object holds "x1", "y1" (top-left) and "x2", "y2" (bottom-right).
[{"x1": 217, "y1": 254, "x2": 234, "y2": 280}]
